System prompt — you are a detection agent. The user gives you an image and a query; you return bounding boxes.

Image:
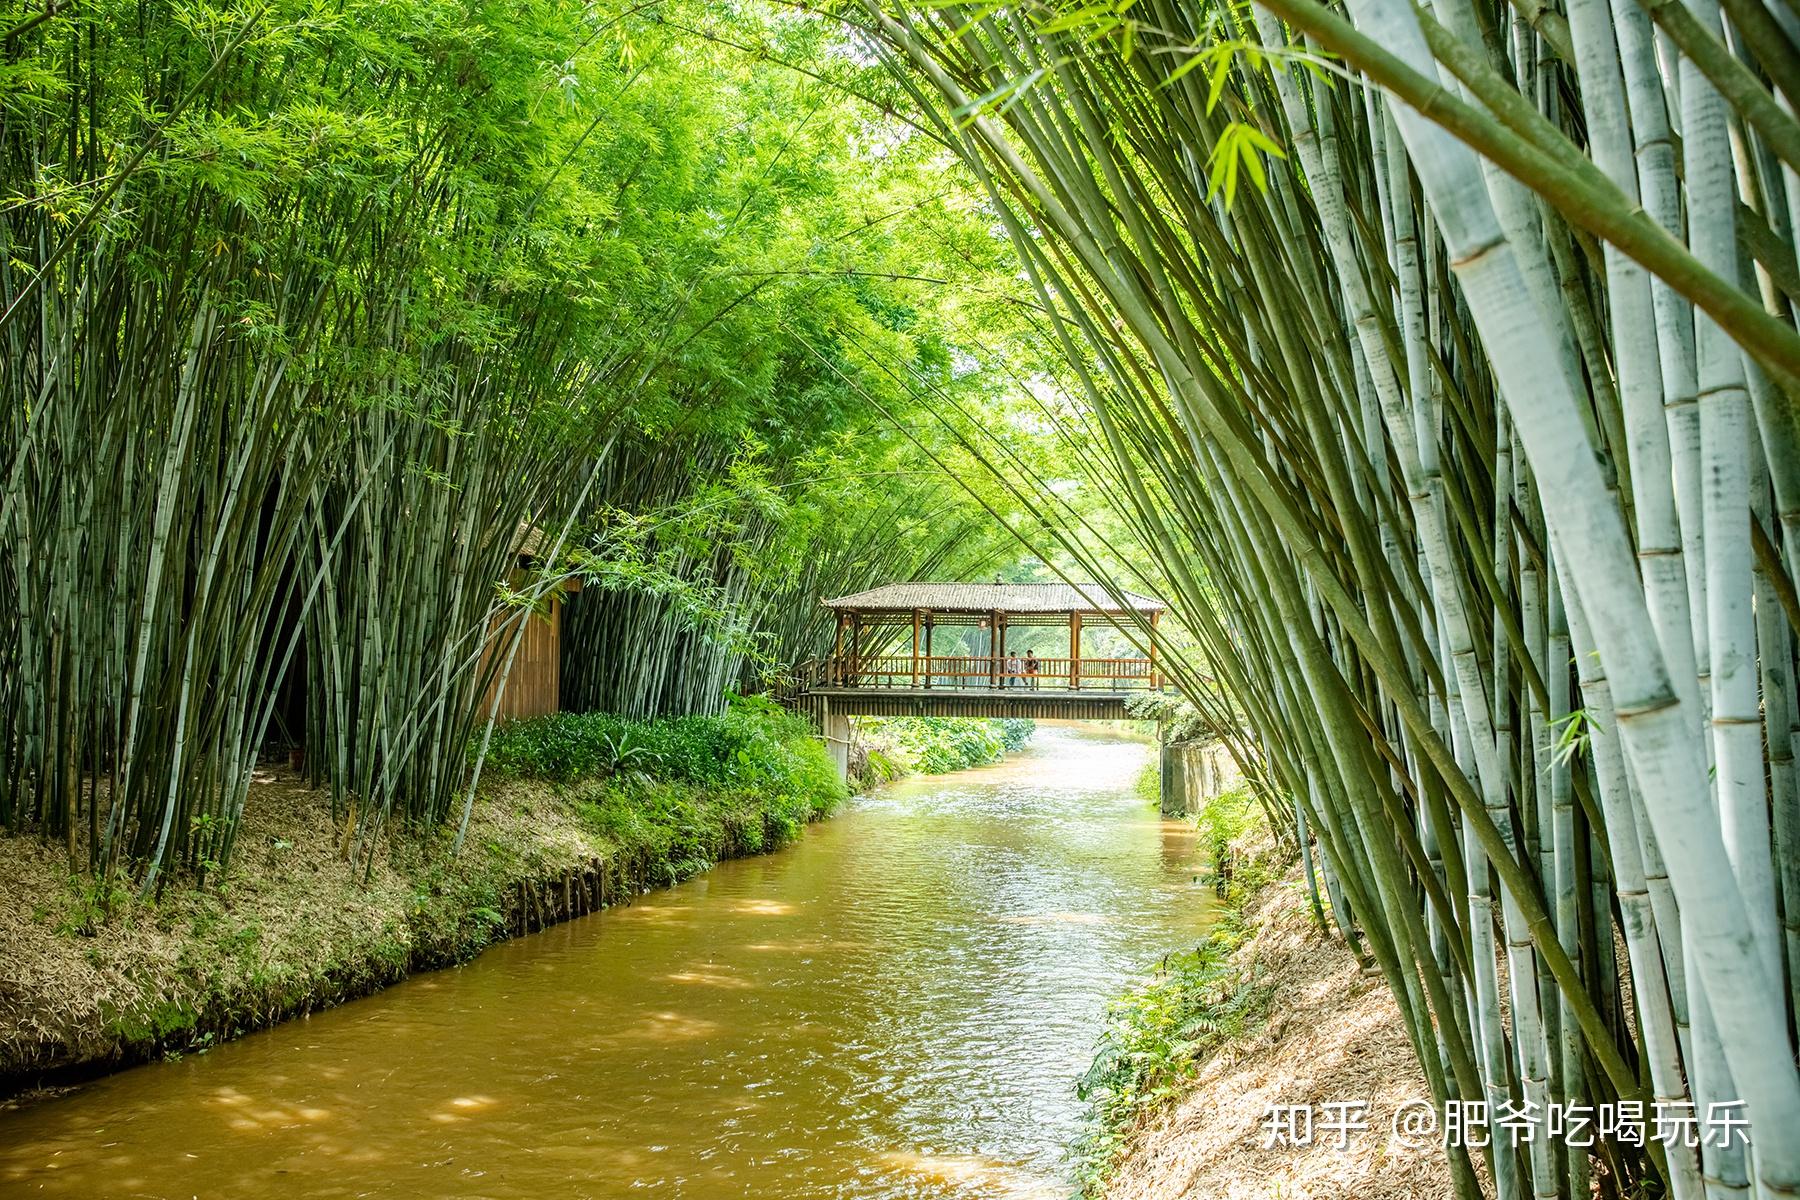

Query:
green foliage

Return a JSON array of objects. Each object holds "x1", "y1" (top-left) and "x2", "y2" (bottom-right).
[
  {"x1": 1204, "y1": 121, "x2": 1287, "y2": 207},
  {"x1": 1196, "y1": 785, "x2": 1261, "y2": 884},
  {"x1": 483, "y1": 695, "x2": 843, "y2": 869},
  {"x1": 481, "y1": 696, "x2": 845, "y2": 885},
  {"x1": 101, "y1": 997, "x2": 200, "y2": 1047},
  {"x1": 483, "y1": 696, "x2": 844, "y2": 809},
  {"x1": 865, "y1": 716, "x2": 1035, "y2": 773},
  {"x1": 1551, "y1": 707, "x2": 1601, "y2": 766},
  {"x1": 0, "y1": 0, "x2": 1022, "y2": 882},
  {"x1": 1074, "y1": 907, "x2": 1272, "y2": 1195},
  {"x1": 1135, "y1": 758, "x2": 1160, "y2": 805},
  {"x1": 1123, "y1": 692, "x2": 1232, "y2": 744},
  {"x1": 57, "y1": 873, "x2": 126, "y2": 937},
  {"x1": 859, "y1": 747, "x2": 907, "y2": 786},
  {"x1": 997, "y1": 717, "x2": 1036, "y2": 753},
  {"x1": 566, "y1": 772, "x2": 821, "y2": 883}
]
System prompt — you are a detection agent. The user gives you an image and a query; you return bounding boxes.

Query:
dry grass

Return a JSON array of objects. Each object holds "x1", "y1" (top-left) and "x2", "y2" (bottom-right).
[{"x1": 1104, "y1": 863, "x2": 1458, "y2": 1200}]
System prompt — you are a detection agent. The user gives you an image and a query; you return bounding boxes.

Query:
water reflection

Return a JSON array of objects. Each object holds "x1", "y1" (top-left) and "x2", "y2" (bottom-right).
[{"x1": 0, "y1": 723, "x2": 1211, "y2": 1198}]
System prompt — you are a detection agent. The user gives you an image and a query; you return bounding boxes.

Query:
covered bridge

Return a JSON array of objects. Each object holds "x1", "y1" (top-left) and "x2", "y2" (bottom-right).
[
  {"x1": 783, "y1": 582, "x2": 1169, "y2": 781},
  {"x1": 820, "y1": 580, "x2": 1165, "y2": 694}
]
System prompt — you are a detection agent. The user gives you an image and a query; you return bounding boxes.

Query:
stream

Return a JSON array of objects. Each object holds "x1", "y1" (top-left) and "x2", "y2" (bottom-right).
[{"x1": 0, "y1": 722, "x2": 1212, "y2": 1198}]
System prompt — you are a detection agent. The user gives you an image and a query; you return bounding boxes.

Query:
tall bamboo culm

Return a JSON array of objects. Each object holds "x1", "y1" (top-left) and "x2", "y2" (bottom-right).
[
  {"x1": 2, "y1": 3, "x2": 775, "y2": 886},
  {"x1": 857, "y1": 0, "x2": 1800, "y2": 1192}
]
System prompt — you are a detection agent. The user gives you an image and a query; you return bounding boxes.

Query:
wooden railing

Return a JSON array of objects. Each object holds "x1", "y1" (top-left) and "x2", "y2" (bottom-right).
[{"x1": 810, "y1": 653, "x2": 1158, "y2": 691}]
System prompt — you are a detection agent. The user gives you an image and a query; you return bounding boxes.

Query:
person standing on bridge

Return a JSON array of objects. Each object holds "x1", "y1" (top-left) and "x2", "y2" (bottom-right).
[
  {"x1": 1004, "y1": 649, "x2": 1023, "y2": 688},
  {"x1": 1024, "y1": 650, "x2": 1040, "y2": 689}
]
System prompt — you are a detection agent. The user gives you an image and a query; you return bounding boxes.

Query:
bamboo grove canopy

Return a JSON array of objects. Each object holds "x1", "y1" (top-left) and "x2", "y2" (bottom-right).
[
  {"x1": 846, "y1": 0, "x2": 1800, "y2": 1195},
  {"x1": 0, "y1": 0, "x2": 1023, "y2": 892}
]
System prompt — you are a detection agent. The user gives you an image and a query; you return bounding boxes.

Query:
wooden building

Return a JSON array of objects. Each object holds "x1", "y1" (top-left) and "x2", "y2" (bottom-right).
[{"x1": 479, "y1": 526, "x2": 580, "y2": 721}]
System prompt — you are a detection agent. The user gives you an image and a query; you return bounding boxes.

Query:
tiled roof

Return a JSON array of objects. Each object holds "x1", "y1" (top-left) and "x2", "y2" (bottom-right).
[{"x1": 822, "y1": 581, "x2": 1163, "y2": 613}]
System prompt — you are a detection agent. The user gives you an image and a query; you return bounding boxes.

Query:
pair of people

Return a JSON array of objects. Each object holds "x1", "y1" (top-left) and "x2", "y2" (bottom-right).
[{"x1": 1004, "y1": 650, "x2": 1040, "y2": 688}]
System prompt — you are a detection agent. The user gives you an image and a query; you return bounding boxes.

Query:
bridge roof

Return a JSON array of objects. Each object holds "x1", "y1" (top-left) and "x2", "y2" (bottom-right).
[{"x1": 823, "y1": 581, "x2": 1163, "y2": 615}]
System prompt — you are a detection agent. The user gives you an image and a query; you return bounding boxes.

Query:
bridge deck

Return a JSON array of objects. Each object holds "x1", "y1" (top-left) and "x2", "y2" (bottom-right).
[{"x1": 792, "y1": 687, "x2": 1144, "y2": 721}]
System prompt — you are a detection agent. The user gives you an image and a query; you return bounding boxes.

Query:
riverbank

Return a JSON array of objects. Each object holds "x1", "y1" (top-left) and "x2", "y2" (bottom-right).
[
  {"x1": 0, "y1": 705, "x2": 845, "y2": 1098},
  {"x1": 1086, "y1": 799, "x2": 1454, "y2": 1199}
]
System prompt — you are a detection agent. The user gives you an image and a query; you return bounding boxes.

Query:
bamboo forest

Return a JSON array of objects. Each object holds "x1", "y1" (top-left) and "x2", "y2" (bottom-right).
[{"x1": 3, "y1": 0, "x2": 1800, "y2": 1196}]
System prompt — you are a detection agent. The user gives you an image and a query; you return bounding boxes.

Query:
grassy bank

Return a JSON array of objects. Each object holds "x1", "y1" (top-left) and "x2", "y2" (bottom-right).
[
  {"x1": 1079, "y1": 787, "x2": 1456, "y2": 1200},
  {"x1": 0, "y1": 701, "x2": 843, "y2": 1097},
  {"x1": 1075, "y1": 787, "x2": 1279, "y2": 1194}
]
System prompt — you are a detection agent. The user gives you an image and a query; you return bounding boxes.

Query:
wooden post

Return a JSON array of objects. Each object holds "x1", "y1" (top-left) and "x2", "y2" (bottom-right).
[
  {"x1": 1069, "y1": 611, "x2": 1082, "y2": 690},
  {"x1": 989, "y1": 609, "x2": 1002, "y2": 688},
  {"x1": 911, "y1": 609, "x2": 922, "y2": 688},
  {"x1": 1000, "y1": 611, "x2": 1009, "y2": 687},
  {"x1": 833, "y1": 610, "x2": 847, "y2": 685},
  {"x1": 851, "y1": 612, "x2": 862, "y2": 687},
  {"x1": 1148, "y1": 609, "x2": 1161, "y2": 689},
  {"x1": 924, "y1": 615, "x2": 934, "y2": 689}
]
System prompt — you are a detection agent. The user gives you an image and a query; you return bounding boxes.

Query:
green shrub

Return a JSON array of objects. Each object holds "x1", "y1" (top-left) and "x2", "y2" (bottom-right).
[
  {"x1": 996, "y1": 717, "x2": 1035, "y2": 753},
  {"x1": 1123, "y1": 693, "x2": 1232, "y2": 744},
  {"x1": 482, "y1": 696, "x2": 845, "y2": 883},
  {"x1": 859, "y1": 746, "x2": 906, "y2": 786},
  {"x1": 483, "y1": 695, "x2": 845, "y2": 809},
  {"x1": 863, "y1": 716, "x2": 1035, "y2": 773},
  {"x1": 1196, "y1": 785, "x2": 1261, "y2": 893},
  {"x1": 1135, "y1": 758, "x2": 1159, "y2": 805}
]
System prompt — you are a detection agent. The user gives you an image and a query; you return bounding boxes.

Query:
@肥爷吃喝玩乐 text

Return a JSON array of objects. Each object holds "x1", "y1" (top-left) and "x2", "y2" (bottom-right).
[{"x1": 1258, "y1": 1099, "x2": 1750, "y2": 1150}]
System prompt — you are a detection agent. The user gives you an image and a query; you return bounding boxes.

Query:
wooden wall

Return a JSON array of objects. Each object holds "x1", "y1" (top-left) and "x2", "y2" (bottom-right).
[{"x1": 482, "y1": 597, "x2": 561, "y2": 721}]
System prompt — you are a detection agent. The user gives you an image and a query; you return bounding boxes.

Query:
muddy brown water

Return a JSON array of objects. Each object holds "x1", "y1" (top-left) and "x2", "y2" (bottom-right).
[{"x1": 0, "y1": 723, "x2": 1212, "y2": 1198}]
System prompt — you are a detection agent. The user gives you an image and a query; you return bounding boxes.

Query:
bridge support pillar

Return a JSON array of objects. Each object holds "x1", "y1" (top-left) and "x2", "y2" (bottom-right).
[
  {"x1": 1161, "y1": 741, "x2": 1237, "y2": 817},
  {"x1": 821, "y1": 701, "x2": 852, "y2": 785},
  {"x1": 1159, "y1": 742, "x2": 1187, "y2": 817}
]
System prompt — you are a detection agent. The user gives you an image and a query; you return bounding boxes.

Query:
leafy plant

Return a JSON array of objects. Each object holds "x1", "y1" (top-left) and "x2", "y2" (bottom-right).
[
  {"x1": 1074, "y1": 908, "x2": 1271, "y2": 1195},
  {"x1": 1196, "y1": 786, "x2": 1260, "y2": 891},
  {"x1": 483, "y1": 699, "x2": 848, "y2": 822},
  {"x1": 862, "y1": 716, "x2": 1035, "y2": 773},
  {"x1": 599, "y1": 732, "x2": 661, "y2": 785}
]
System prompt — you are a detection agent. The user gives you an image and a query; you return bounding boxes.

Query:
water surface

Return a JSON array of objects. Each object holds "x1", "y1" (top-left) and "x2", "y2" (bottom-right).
[{"x1": 0, "y1": 723, "x2": 1210, "y2": 1198}]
